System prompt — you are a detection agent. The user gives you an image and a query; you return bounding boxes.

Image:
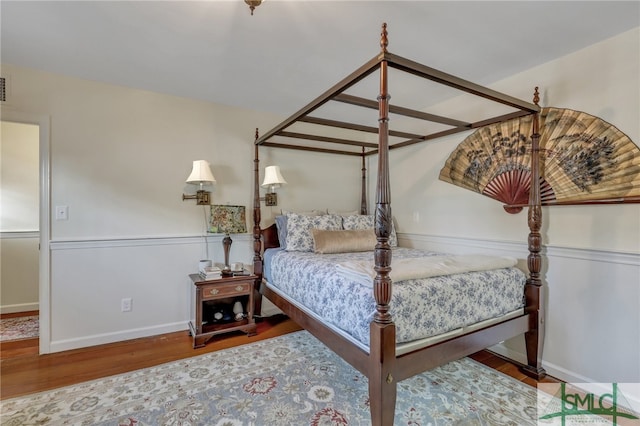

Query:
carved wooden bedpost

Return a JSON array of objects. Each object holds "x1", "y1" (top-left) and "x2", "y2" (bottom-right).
[
  {"x1": 369, "y1": 22, "x2": 397, "y2": 426},
  {"x1": 252, "y1": 128, "x2": 264, "y2": 317},
  {"x1": 522, "y1": 88, "x2": 547, "y2": 380},
  {"x1": 361, "y1": 147, "x2": 368, "y2": 215}
]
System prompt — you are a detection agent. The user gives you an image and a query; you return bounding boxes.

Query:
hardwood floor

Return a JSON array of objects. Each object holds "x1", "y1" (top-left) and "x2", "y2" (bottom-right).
[{"x1": 0, "y1": 314, "x2": 558, "y2": 400}]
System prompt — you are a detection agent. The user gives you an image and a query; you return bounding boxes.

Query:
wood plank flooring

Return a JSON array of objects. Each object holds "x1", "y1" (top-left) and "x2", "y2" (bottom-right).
[{"x1": 0, "y1": 313, "x2": 559, "y2": 400}]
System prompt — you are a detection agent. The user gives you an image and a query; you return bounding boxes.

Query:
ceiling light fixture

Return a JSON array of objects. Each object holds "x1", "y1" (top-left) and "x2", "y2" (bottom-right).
[{"x1": 245, "y1": 0, "x2": 262, "y2": 15}]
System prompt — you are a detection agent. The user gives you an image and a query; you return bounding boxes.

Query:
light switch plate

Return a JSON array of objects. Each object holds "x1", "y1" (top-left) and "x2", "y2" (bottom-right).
[{"x1": 55, "y1": 205, "x2": 68, "y2": 220}]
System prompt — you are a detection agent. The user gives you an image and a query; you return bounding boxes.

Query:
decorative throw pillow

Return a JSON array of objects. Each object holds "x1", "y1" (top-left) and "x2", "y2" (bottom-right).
[
  {"x1": 274, "y1": 215, "x2": 288, "y2": 249},
  {"x1": 312, "y1": 229, "x2": 377, "y2": 254},
  {"x1": 342, "y1": 214, "x2": 398, "y2": 247},
  {"x1": 285, "y1": 213, "x2": 342, "y2": 252}
]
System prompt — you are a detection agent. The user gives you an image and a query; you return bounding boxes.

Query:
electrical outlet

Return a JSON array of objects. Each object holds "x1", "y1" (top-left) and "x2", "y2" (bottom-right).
[{"x1": 121, "y1": 298, "x2": 132, "y2": 312}]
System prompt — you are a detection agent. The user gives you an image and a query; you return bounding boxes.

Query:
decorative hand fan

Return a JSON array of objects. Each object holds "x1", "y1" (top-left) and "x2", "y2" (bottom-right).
[{"x1": 439, "y1": 107, "x2": 640, "y2": 213}]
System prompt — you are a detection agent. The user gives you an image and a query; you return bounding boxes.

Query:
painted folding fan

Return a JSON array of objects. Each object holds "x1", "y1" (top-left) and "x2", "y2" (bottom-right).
[{"x1": 439, "y1": 107, "x2": 640, "y2": 213}]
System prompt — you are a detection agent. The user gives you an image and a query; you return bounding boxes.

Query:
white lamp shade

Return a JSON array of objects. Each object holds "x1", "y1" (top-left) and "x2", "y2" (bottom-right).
[
  {"x1": 262, "y1": 166, "x2": 287, "y2": 188},
  {"x1": 186, "y1": 160, "x2": 216, "y2": 184}
]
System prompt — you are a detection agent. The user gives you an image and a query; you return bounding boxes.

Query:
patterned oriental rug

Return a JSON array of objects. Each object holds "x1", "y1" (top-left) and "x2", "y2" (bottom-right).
[
  {"x1": 0, "y1": 331, "x2": 540, "y2": 425},
  {"x1": 0, "y1": 315, "x2": 39, "y2": 342}
]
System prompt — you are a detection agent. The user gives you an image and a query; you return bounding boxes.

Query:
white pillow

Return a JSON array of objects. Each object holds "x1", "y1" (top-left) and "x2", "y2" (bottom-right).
[
  {"x1": 342, "y1": 214, "x2": 398, "y2": 247},
  {"x1": 285, "y1": 213, "x2": 342, "y2": 252}
]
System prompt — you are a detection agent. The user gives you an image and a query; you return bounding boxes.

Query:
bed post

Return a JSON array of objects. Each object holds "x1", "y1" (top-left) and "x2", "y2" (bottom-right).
[
  {"x1": 361, "y1": 147, "x2": 368, "y2": 215},
  {"x1": 522, "y1": 88, "x2": 547, "y2": 380},
  {"x1": 252, "y1": 128, "x2": 264, "y2": 317},
  {"x1": 369, "y1": 22, "x2": 396, "y2": 426}
]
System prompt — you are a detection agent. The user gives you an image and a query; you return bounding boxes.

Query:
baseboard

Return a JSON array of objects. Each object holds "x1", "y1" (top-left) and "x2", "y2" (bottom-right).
[
  {"x1": 259, "y1": 296, "x2": 283, "y2": 317},
  {"x1": 489, "y1": 343, "x2": 640, "y2": 413},
  {"x1": 488, "y1": 343, "x2": 528, "y2": 367},
  {"x1": 1, "y1": 302, "x2": 39, "y2": 314},
  {"x1": 487, "y1": 343, "x2": 574, "y2": 385},
  {"x1": 49, "y1": 321, "x2": 188, "y2": 353}
]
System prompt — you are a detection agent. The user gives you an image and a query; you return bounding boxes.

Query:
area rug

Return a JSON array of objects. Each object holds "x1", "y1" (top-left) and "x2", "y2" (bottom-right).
[
  {"x1": 0, "y1": 331, "x2": 539, "y2": 425},
  {"x1": 0, "y1": 315, "x2": 38, "y2": 342}
]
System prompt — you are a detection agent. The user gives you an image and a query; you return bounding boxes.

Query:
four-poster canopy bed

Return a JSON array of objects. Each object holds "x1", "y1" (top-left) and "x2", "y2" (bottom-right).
[{"x1": 248, "y1": 23, "x2": 636, "y2": 425}]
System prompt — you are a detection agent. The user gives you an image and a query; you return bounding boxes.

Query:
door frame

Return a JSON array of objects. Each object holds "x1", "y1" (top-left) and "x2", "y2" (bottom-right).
[{"x1": 2, "y1": 108, "x2": 51, "y2": 353}]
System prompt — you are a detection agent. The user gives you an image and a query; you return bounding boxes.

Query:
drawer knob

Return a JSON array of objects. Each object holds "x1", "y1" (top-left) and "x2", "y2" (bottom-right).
[
  {"x1": 235, "y1": 285, "x2": 244, "y2": 292},
  {"x1": 209, "y1": 288, "x2": 219, "y2": 295}
]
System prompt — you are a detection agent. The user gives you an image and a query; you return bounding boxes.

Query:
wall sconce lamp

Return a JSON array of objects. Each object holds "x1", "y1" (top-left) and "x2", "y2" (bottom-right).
[
  {"x1": 182, "y1": 160, "x2": 216, "y2": 205},
  {"x1": 261, "y1": 166, "x2": 287, "y2": 206}
]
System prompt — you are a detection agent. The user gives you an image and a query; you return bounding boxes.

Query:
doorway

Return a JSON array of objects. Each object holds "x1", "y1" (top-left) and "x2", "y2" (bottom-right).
[
  {"x1": 0, "y1": 111, "x2": 51, "y2": 353},
  {"x1": 1, "y1": 121, "x2": 39, "y2": 314}
]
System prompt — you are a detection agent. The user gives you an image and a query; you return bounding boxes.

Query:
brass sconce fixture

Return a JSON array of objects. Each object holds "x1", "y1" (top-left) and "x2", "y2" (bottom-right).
[
  {"x1": 261, "y1": 165, "x2": 287, "y2": 206},
  {"x1": 182, "y1": 160, "x2": 216, "y2": 205},
  {"x1": 245, "y1": 0, "x2": 262, "y2": 15}
]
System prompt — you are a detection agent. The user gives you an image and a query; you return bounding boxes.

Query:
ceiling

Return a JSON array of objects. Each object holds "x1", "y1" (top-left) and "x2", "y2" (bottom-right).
[{"x1": 2, "y1": 1, "x2": 639, "y2": 116}]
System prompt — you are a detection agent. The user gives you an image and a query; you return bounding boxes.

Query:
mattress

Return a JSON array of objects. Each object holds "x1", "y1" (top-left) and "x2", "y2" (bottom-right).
[{"x1": 265, "y1": 247, "x2": 526, "y2": 348}]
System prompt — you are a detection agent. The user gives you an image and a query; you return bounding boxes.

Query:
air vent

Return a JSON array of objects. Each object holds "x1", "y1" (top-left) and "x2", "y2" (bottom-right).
[{"x1": 0, "y1": 77, "x2": 5, "y2": 102}]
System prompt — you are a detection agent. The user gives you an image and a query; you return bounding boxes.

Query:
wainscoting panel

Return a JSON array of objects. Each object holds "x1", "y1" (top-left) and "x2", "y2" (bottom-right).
[
  {"x1": 0, "y1": 232, "x2": 40, "y2": 313},
  {"x1": 47, "y1": 234, "x2": 253, "y2": 353}
]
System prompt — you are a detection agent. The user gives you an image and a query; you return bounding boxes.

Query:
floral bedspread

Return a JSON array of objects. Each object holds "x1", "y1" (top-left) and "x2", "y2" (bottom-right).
[{"x1": 267, "y1": 247, "x2": 525, "y2": 347}]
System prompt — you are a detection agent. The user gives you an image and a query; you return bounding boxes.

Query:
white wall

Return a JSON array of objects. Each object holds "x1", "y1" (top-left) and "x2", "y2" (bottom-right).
[
  {"x1": 1, "y1": 64, "x2": 361, "y2": 352},
  {"x1": 389, "y1": 28, "x2": 639, "y2": 385},
  {"x1": 48, "y1": 234, "x2": 249, "y2": 351},
  {"x1": 388, "y1": 28, "x2": 639, "y2": 253},
  {"x1": 259, "y1": 148, "x2": 364, "y2": 223},
  {"x1": 0, "y1": 121, "x2": 39, "y2": 231}
]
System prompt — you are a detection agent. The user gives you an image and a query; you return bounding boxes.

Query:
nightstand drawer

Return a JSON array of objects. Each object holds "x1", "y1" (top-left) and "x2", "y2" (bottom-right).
[{"x1": 201, "y1": 282, "x2": 251, "y2": 300}]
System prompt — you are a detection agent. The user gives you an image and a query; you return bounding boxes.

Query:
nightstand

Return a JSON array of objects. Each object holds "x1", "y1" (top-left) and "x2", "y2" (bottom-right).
[{"x1": 188, "y1": 273, "x2": 257, "y2": 348}]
